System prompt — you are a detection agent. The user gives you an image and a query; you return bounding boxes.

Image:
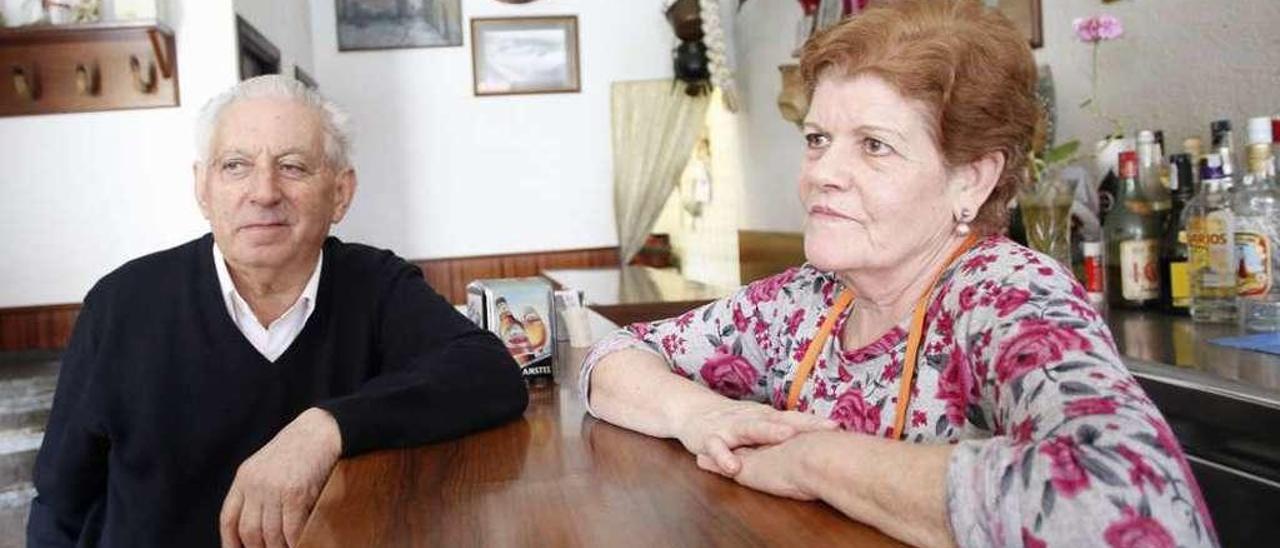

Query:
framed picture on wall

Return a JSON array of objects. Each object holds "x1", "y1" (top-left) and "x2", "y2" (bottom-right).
[
  {"x1": 470, "y1": 16, "x2": 580, "y2": 96},
  {"x1": 335, "y1": 0, "x2": 463, "y2": 51},
  {"x1": 990, "y1": 0, "x2": 1043, "y2": 49}
]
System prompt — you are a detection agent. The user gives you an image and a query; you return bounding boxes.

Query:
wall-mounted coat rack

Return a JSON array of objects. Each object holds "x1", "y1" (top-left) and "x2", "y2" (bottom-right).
[{"x1": 0, "y1": 20, "x2": 178, "y2": 117}]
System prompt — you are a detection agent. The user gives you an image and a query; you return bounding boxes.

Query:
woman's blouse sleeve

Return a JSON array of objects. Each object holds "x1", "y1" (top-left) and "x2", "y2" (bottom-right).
[
  {"x1": 944, "y1": 254, "x2": 1218, "y2": 547},
  {"x1": 579, "y1": 268, "x2": 814, "y2": 416}
]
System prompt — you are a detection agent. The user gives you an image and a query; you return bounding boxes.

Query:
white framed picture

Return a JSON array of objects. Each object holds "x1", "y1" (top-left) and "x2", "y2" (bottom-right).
[{"x1": 470, "y1": 16, "x2": 580, "y2": 96}]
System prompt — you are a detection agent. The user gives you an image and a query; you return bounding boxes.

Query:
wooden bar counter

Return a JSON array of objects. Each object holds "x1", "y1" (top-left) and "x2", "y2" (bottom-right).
[{"x1": 299, "y1": 311, "x2": 902, "y2": 547}]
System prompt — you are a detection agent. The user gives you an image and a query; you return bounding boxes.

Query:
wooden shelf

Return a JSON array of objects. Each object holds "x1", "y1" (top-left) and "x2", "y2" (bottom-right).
[{"x1": 0, "y1": 20, "x2": 178, "y2": 117}]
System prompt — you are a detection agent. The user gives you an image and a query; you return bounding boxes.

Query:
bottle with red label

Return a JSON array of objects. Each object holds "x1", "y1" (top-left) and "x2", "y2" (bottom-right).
[
  {"x1": 1081, "y1": 241, "x2": 1107, "y2": 311},
  {"x1": 1105, "y1": 150, "x2": 1164, "y2": 310}
]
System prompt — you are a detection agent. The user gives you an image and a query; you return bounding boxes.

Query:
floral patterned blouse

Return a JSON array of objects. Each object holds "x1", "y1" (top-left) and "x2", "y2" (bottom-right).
[{"x1": 579, "y1": 235, "x2": 1217, "y2": 548}]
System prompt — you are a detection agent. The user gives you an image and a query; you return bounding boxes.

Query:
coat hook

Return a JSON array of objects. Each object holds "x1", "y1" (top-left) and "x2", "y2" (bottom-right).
[
  {"x1": 12, "y1": 65, "x2": 39, "y2": 101},
  {"x1": 75, "y1": 63, "x2": 100, "y2": 96},
  {"x1": 130, "y1": 55, "x2": 156, "y2": 93}
]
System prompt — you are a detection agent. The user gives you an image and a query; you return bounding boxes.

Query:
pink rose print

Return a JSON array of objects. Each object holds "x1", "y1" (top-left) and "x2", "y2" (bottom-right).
[
  {"x1": 845, "y1": 327, "x2": 905, "y2": 363},
  {"x1": 1022, "y1": 528, "x2": 1048, "y2": 548},
  {"x1": 1115, "y1": 444, "x2": 1166, "y2": 495},
  {"x1": 699, "y1": 345, "x2": 758, "y2": 399},
  {"x1": 675, "y1": 310, "x2": 695, "y2": 329},
  {"x1": 1065, "y1": 396, "x2": 1120, "y2": 418},
  {"x1": 1104, "y1": 507, "x2": 1175, "y2": 548},
  {"x1": 959, "y1": 285, "x2": 980, "y2": 311},
  {"x1": 830, "y1": 388, "x2": 882, "y2": 434},
  {"x1": 994, "y1": 287, "x2": 1031, "y2": 317},
  {"x1": 661, "y1": 333, "x2": 686, "y2": 356},
  {"x1": 911, "y1": 409, "x2": 928, "y2": 427},
  {"x1": 962, "y1": 253, "x2": 997, "y2": 274},
  {"x1": 994, "y1": 319, "x2": 1094, "y2": 383},
  {"x1": 1011, "y1": 417, "x2": 1036, "y2": 444},
  {"x1": 747, "y1": 269, "x2": 794, "y2": 304},
  {"x1": 784, "y1": 308, "x2": 805, "y2": 335},
  {"x1": 627, "y1": 321, "x2": 652, "y2": 339},
  {"x1": 938, "y1": 344, "x2": 976, "y2": 426},
  {"x1": 1039, "y1": 435, "x2": 1090, "y2": 498},
  {"x1": 732, "y1": 304, "x2": 750, "y2": 332}
]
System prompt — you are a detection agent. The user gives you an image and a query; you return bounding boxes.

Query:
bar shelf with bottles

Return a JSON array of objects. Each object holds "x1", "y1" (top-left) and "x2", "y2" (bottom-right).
[
  {"x1": 1073, "y1": 116, "x2": 1280, "y2": 331},
  {"x1": 1036, "y1": 116, "x2": 1280, "y2": 546}
]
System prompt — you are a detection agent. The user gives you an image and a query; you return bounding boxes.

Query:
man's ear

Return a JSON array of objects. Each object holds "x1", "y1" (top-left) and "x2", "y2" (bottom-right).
[
  {"x1": 948, "y1": 150, "x2": 1005, "y2": 219},
  {"x1": 194, "y1": 161, "x2": 211, "y2": 220},
  {"x1": 330, "y1": 168, "x2": 357, "y2": 224}
]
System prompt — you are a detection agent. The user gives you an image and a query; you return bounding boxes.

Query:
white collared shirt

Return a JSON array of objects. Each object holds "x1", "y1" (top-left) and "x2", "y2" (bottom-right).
[{"x1": 212, "y1": 244, "x2": 322, "y2": 362}]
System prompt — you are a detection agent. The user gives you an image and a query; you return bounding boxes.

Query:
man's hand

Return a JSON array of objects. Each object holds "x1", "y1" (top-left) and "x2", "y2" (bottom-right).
[{"x1": 220, "y1": 407, "x2": 342, "y2": 548}]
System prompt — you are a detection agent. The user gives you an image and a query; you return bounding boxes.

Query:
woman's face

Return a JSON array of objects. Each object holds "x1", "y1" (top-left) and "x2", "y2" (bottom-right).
[{"x1": 799, "y1": 73, "x2": 960, "y2": 274}]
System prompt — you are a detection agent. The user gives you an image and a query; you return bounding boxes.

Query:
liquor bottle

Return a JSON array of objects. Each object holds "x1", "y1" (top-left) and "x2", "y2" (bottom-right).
[
  {"x1": 1137, "y1": 130, "x2": 1172, "y2": 223},
  {"x1": 1234, "y1": 117, "x2": 1280, "y2": 330},
  {"x1": 1105, "y1": 151, "x2": 1163, "y2": 309},
  {"x1": 1154, "y1": 129, "x2": 1171, "y2": 190},
  {"x1": 1160, "y1": 153, "x2": 1195, "y2": 314},
  {"x1": 1082, "y1": 240, "x2": 1107, "y2": 311},
  {"x1": 1186, "y1": 154, "x2": 1238, "y2": 322},
  {"x1": 1211, "y1": 119, "x2": 1240, "y2": 185}
]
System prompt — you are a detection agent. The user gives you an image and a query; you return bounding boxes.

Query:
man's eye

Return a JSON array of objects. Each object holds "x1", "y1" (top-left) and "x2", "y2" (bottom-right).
[
  {"x1": 280, "y1": 164, "x2": 308, "y2": 176},
  {"x1": 804, "y1": 132, "x2": 831, "y2": 149},
  {"x1": 221, "y1": 160, "x2": 250, "y2": 175}
]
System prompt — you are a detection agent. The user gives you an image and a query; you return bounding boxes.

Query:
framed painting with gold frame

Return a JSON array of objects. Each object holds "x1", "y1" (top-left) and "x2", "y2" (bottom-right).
[{"x1": 470, "y1": 16, "x2": 580, "y2": 96}]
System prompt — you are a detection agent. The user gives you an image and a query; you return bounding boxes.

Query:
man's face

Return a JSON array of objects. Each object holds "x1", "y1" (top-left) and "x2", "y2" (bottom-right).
[{"x1": 195, "y1": 98, "x2": 354, "y2": 273}]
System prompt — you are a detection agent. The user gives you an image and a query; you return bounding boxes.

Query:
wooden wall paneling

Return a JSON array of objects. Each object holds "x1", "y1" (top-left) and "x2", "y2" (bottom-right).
[
  {"x1": 0, "y1": 247, "x2": 620, "y2": 352},
  {"x1": 737, "y1": 230, "x2": 805, "y2": 284}
]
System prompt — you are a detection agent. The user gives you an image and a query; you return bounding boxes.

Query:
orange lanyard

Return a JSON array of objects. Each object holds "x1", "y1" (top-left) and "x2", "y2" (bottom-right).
[{"x1": 785, "y1": 234, "x2": 979, "y2": 440}]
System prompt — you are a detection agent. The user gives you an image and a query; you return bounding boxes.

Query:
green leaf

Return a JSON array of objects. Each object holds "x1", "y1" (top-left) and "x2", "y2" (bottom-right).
[{"x1": 1043, "y1": 140, "x2": 1080, "y2": 165}]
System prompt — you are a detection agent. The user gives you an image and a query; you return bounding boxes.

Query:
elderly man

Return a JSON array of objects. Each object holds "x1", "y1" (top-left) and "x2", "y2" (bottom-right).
[{"x1": 27, "y1": 75, "x2": 529, "y2": 547}]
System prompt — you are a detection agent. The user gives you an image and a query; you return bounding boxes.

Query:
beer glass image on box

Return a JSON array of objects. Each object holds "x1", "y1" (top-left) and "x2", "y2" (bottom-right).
[{"x1": 466, "y1": 278, "x2": 555, "y2": 380}]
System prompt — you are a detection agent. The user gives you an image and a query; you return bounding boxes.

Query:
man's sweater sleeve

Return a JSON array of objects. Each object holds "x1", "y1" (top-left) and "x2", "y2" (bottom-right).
[
  {"x1": 316, "y1": 263, "x2": 529, "y2": 457},
  {"x1": 27, "y1": 292, "x2": 111, "y2": 547}
]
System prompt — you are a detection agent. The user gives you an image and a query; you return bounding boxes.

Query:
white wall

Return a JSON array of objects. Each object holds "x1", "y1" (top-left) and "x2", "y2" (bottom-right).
[
  {"x1": 1034, "y1": 0, "x2": 1280, "y2": 152},
  {"x1": 0, "y1": 0, "x2": 238, "y2": 307},
  {"x1": 234, "y1": 0, "x2": 315, "y2": 78},
  {"x1": 732, "y1": 0, "x2": 1280, "y2": 233},
  {"x1": 308, "y1": 0, "x2": 674, "y2": 260},
  {"x1": 735, "y1": 0, "x2": 805, "y2": 233}
]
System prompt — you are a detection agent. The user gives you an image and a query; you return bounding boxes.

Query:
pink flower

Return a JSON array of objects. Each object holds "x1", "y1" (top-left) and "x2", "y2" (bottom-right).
[
  {"x1": 958, "y1": 285, "x2": 980, "y2": 311},
  {"x1": 830, "y1": 388, "x2": 882, "y2": 434},
  {"x1": 994, "y1": 319, "x2": 1094, "y2": 383},
  {"x1": 1104, "y1": 507, "x2": 1174, "y2": 548},
  {"x1": 1039, "y1": 435, "x2": 1090, "y2": 498},
  {"x1": 699, "y1": 346, "x2": 758, "y2": 399},
  {"x1": 937, "y1": 344, "x2": 976, "y2": 426},
  {"x1": 1022, "y1": 528, "x2": 1048, "y2": 548},
  {"x1": 1074, "y1": 14, "x2": 1125, "y2": 43},
  {"x1": 962, "y1": 254, "x2": 997, "y2": 274},
  {"x1": 994, "y1": 287, "x2": 1031, "y2": 317},
  {"x1": 1065, "y1": 396, "x2": 1120, "y2": 418},
  {"x1": 845, "y1": 327, "x2": 905, "y2": 363},
  {"x1": 732, "y1": 305, "x2": 750, "y2": 332},
  {"x1": 1011, "y1": 417, "x2": 1036, "y2": 444},
  {"x1": 784, "y1": 308, "x2": 805, "y2": 335},
  {"x1": 675, "y1": 310, "x2": 695, "y2": 329},
  {"x1": 1115, "y1": 444, "x2": 1166, "y2": 495},
  {"x1": 627, "y1": 322, "x2": 652, "y2": 340},
  {"x1": 661, "y1": 333, "x2": 686, "y2": 356},
  {"x1": 911, "y1": 409, "x2": 928, "y2": 427},
  {"x1": 746, "y1": 269, "x2": 794, "y2": 304}
]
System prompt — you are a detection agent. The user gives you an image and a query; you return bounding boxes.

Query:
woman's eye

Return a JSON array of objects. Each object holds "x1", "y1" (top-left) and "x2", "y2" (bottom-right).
[
  {"x1": 804, "y1": 132, "x2": 831, "y2": 149},
  {"x1": 863, "y1": 137, "x2": 894, "y2": 156},
  {"x1": 865, "y1": 138, "x2": 896, "y2": 157}
]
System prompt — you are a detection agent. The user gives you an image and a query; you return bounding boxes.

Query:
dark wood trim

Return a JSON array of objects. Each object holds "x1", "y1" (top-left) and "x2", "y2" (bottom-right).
[
  {"x1": 0, "y1": 303, "x2": 81, "y2": 352},
  {"x1": 415, "y1": 246, "x2": 619, "y2": 305},
  {"x1": 0, "y1": 247, "x2": 619, "y2": 351}
]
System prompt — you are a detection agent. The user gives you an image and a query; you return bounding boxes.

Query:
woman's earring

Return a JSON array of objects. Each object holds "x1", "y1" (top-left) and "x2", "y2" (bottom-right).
[{"x1": 954, "y1": 208, "x2": 972, "y2": 236}]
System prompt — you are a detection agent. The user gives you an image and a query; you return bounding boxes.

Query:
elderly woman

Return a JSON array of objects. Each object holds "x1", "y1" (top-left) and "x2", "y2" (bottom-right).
[{"x1": 580, "y1": 1, "x2": 1216, "y2": 547}]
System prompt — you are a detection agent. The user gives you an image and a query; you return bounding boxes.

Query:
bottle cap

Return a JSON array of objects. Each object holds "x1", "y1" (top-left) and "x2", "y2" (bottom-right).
[
  {"x1": 1137, "y1": 130, "x2": 1155, "y2": 144},
  {"x1": 1247, "y1": 116, "x2": 1273, "y2": 146},
  {"x1": 1082, "y1": 241, "x2": 1102, "y2": 255},
  {"x1": 1211, "y1": 119, "x2": 1232, "y2": 133}
]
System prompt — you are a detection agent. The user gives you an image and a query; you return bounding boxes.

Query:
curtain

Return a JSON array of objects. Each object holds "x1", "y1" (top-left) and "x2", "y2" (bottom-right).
[{"x1": 612, "y1": 80, "x2": 710, "y2": 265}]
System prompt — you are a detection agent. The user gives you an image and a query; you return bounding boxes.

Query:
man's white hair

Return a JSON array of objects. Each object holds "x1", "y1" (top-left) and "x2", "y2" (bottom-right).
[{"x1": 194, "y1": 75, "x2": 353, "y2": 169}]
